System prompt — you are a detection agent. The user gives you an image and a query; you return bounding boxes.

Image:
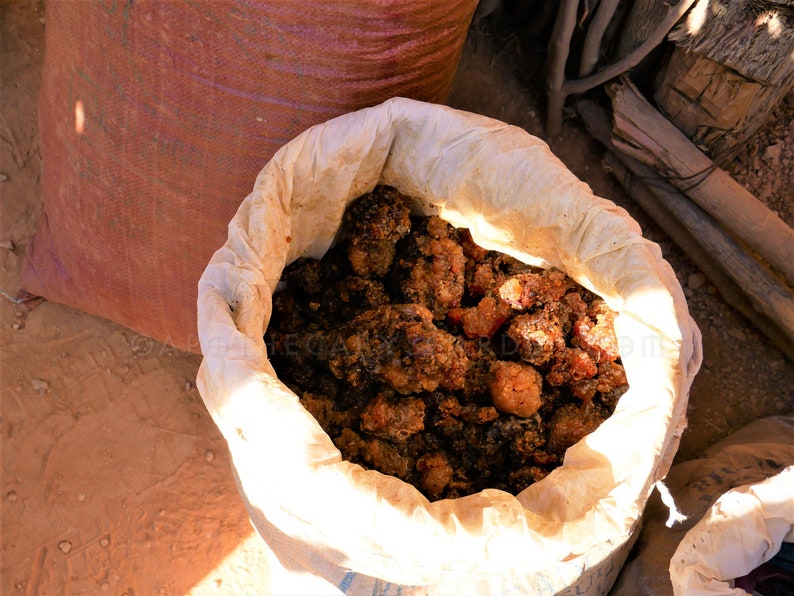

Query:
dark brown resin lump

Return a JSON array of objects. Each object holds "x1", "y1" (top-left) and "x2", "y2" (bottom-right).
[{"x1": 264, "y1": 185, "x2": 628, "y2": 500}]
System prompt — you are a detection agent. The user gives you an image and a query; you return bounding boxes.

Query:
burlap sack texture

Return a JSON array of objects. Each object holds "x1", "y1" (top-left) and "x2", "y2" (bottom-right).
[
  {"x1": 196, "y1": 97, "x2": 703, "y2": 594},
  {"x1": 21, "y1": 0, "x2": 478, "y2": 352}
]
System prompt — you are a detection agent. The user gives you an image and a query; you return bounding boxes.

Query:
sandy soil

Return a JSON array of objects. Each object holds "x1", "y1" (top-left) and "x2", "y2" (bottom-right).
[
  {"x1": 2, "y1": 2, "x2": 273, "y2": 594},
  {"x1": 2, "y1": 1, "x2": 792, "y2": 594}
]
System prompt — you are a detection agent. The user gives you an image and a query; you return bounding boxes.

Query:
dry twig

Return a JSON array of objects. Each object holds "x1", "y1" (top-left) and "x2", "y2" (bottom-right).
[
  {"x1": 546, "y1": 0, "x2": 579, "y2": 136},
  {"x1": 579, "y1": 0, "x2": 620, "y2": 77},
  {"x1": 545, "y1": 0, "x2": 697, "y2": 135}
]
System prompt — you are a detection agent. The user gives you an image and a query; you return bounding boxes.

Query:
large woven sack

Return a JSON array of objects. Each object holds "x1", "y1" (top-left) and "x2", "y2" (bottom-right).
[
  {"x1": 670, "y1": 461, "x2": 793, "y2": 594},
  {"x1": 613, "y1": 415, "x2": 794, "y2": 595},
  {"x1": 20, "y1": 0, "x2": 477, "y2": 352},
  {"x1": 196, "y1": 97, "x2": 703, "y2": 594}
]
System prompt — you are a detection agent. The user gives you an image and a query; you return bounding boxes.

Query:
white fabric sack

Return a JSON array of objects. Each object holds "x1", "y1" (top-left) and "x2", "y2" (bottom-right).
[
  {"x1": 612, "y1": 415, "x2": 794, "y2": 596},
  {"x1": 671, "y1": 466, "x2": 794, "y2": 595},
  {"x1": 196, "y1": 97, "x2": 702, "y2": 594}
]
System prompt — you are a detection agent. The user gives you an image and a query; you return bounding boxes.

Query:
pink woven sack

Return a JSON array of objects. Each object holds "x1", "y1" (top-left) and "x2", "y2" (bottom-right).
[{"x1": 21, "y1": 0, "x2": 477, "y2": 352}]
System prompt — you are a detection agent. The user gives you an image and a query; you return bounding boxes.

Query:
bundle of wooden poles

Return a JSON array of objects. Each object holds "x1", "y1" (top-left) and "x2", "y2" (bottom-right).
[{"x1": 577, "y1": 80, "x2": 794, "y2": 360}]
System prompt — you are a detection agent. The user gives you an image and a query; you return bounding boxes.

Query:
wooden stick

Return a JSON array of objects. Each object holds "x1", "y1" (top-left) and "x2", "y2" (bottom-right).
[
  {"x1": 546, "y1": 0, "x2": 696, "y2": 135},
  {"x1": 546, "y1": 0, "x2": 580, "y2": 136},
  {"x1": 579, "y1": 0, "x2": 621, "y2": 77},
  {"x1": 577, "y1": 100, "x2": 794, "y2": 359},
  {"x1": 609, "y1": 78, "x2": 794, "y2": 285},
  {"x1": 563, "y1": 0, "x2": 697, "y2": 95},
  {"x1": 604, "y1": 153, "x2": 794, "y2": 360}
]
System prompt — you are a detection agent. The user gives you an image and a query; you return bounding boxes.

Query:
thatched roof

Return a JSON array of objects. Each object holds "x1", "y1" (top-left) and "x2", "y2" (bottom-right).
[{"x1": 669, "y1": 0, "x2": 794, "y2": 85}]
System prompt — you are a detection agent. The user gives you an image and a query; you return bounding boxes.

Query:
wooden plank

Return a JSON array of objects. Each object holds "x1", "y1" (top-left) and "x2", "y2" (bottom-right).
[
  {"x1": 577, "y1": 99, "x2": 794, "y2": 359},
  {"x1": 608, "y1": 78, "x2": 794, "y2": 285},
  {"x1": 654, "y1": 47, "x2": 792, "y2": 164},
  {"x1": 603, "y1": 153, "x2": 794, "y2": 361},
  {"x1": 655, "y1": 1, "x2": 794, "y2": 162}
]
